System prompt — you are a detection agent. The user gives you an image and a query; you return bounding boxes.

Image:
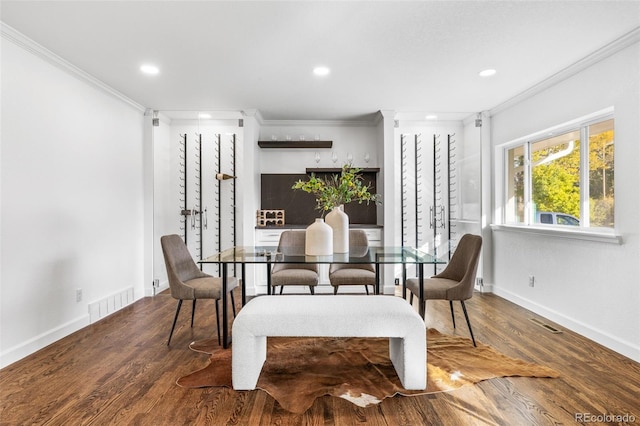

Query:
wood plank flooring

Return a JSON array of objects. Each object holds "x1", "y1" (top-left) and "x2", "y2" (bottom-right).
[{"x1": 1, "y1": 288, "x2": 639, "y2": 425}]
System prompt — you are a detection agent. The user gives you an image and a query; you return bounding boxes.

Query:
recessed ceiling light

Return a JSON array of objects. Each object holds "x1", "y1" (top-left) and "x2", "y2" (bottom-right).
[
  {"x1": 479, "y1": 68, "x2": 497, "y2": 77},
  {"x1": 198, "y1": 113, "x2": 212, "y2": 119},
  {"x1": 140, "y1": 64, "x2": 159, "y2": 75},
  {"x1": 425, "y1": 114, "x2": 438, "y2": 120},
  {"x1": 313, "y1": 66, "x2": 330, "y2": 76}
]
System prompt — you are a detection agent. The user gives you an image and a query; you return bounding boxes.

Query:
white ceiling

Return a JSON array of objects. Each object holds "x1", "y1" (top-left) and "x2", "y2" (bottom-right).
[{"x1": 2, "y1": 1, "x2": 639, "y2": 121}]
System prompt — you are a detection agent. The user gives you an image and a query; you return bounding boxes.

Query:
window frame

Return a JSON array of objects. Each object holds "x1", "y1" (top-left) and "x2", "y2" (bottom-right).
[{"x1": 493, "y1": 108, "x2": 621, "y2": 244}]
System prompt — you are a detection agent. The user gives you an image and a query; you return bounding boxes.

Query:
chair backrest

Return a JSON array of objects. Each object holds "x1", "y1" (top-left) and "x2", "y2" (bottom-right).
[
  {"x1": 435, "y1": 234, "x2": 482, "y2": 300},
  {"x1": 160, "y1": 234, "x2": 207, "y2": 299},
  {"x1": 272, "y1": 230, "x2": 318, "y2": 273},
  {"x1": 329, "y1": 230, "x2": 375, "y2": 273}
]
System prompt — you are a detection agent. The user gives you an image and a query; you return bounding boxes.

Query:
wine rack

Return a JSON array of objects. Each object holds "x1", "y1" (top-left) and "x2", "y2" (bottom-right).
[{"x1": 400, "y1": 132, "x2": 460, "y2": 274}]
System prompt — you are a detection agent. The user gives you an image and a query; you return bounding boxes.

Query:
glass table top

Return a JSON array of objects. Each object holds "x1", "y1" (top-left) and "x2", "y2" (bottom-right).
[{"x1": 200, "y1": 246, "x2": 445, "y2": 265}]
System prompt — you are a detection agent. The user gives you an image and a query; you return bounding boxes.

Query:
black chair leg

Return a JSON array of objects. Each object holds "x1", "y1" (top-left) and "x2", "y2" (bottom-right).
[
  {"x1": 449, "y1": 300, "x2": 456, "y2": 329},
  {"x1": 409, "y1": 293, "x2": 413, "y2": 305},
  {"x1": 279, "y1": 286, "x2": 284, "y2": 295},
  {"x1": 364, "y1": 285, "x2": 369, "y2": 295},
  {"x1": 215, "y1": 299, "x2": 221, "y2": 346},
  {"x1": 167, "y1": 299, "x2": 183, "y2": 346},
  {"x1": 309, "y1": 286, "x2": 315, "y2": 295},
  {"x1": 191, "y1": 299, "x2": 197, "y2": 327},
  {"x1": 333, "y1": 286, "x2": 339, "y2": 295},
  {"x1": 460, "y1": 300, "x2": 476, "y2": 347},
  {"x1": 230, "y1": 291, "x2": 237, "y2": 318}
]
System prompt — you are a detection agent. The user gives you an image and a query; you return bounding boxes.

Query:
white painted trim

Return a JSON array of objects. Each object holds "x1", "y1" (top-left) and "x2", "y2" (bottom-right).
[
  {"x1": 242, "y1": 109, "x2": 264, "y2": 125},
  {"x1": 0, "y1": 315, "x2": 90, "y2": 368},
  {"x1": 491, "y1": 224, "x2": 622, "y2": 244},
  {"x1": 261, "y1": 118, "x2": 379, "y2": 127},
  {"x1": 0, "y1": 22, "x2": 145, "y2": 113},
  {"x1": 168, "y1": 118, "x2": 241, "y2": 127},
  {"x1": 491, "y1": 27, "x2": 640, "y2": 115},
  {"x1": 395, "y1": 119, "x2": 466, "y2": 128},
  {"x1": 491, "y1": 285, "x2": 639, "y2": 362}
]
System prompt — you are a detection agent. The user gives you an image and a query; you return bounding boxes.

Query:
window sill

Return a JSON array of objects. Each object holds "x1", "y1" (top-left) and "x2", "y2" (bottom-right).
[{"x1": 490, "y1": 224, "x2": 622, "y2": 244}]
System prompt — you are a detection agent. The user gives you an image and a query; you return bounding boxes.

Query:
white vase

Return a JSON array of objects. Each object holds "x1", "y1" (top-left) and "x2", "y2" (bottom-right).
[
  {"x1": 305, "y1": 218, "x2": 333, "y2": 255},
  {"x1": 325, "y1": 204, "x2": 349, "y2": 253}
]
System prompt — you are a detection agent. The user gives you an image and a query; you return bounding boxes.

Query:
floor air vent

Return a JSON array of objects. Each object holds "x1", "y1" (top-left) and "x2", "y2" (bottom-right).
[{"x1": 530, "y1": 318, "x2": 563, "y2": 334}]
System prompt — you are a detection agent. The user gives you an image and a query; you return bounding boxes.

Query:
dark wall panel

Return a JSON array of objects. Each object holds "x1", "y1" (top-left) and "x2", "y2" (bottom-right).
[{"x1": 261, "y1": 173, "x2": 377, "y2": 225}]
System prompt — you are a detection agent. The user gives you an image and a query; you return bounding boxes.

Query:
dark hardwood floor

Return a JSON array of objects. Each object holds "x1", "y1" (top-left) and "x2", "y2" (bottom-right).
[{"x1": 1, "y1": 287, "x2": 638, "y2": 425}]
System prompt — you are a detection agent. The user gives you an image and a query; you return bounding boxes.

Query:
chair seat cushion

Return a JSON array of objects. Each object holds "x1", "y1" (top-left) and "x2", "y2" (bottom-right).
[
  {"x1": 185, "y1": 276, "x2": 238, "y2": 299},
  {"x1": 406, "y1": 277, "x2": 460, "y2": 300},
  {"x1": 271, "y1": 269, "x2": 318, "y2": 286},
  {"x1": 329, "y1": 268, "x2": 376, "y2": 286}
]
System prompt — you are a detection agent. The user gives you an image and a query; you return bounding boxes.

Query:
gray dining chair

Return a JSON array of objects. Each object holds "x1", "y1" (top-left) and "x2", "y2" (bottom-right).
[
  {"x1": 406, "y1": 234, "x2": 482, "y2": 346},
  {"x1": 271, "y1": 230, "x2": 319, "y2": 294},
  {"x1": 329, "y1": 230, "x2": 376, "y2": 295},
  {"x1": 161, "y1": 234, "x2": 238, "y2": 345},
  {"x1": 271, "y1": 231, "x2": 318, "y2": 294}
]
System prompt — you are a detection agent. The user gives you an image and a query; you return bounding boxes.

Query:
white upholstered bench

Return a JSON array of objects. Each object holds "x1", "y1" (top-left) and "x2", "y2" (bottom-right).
[{"x1": 231, "y1": 295, "x2": 426, "y2": 390}]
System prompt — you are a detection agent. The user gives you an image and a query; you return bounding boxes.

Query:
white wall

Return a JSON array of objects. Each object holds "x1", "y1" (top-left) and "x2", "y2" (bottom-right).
[
  {"x1": 0, "y1": 38, "x2": 146, "y2": 367},
  {"x1": 489, "y1": 42, "x2": 640, "y2": 361},
  {"x1": 258, "y1": 122, "x2": 380, "y2": 173}
]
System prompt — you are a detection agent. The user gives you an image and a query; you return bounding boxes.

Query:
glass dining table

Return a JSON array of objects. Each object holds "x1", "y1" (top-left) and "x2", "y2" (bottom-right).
[{"x1": 199, "y1": 245, "x2": 444, "y2": 348}]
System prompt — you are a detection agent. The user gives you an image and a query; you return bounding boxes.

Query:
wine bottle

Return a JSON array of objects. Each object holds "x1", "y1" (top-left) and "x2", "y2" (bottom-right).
[{"x1": 216, "y1": 173, "x2": 236, "y2": 180}]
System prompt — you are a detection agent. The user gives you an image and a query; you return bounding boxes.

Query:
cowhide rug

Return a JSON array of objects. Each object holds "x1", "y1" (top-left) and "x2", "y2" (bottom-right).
[{"x1": 177, "y1": 329, "x2": 558, "y2": 414}]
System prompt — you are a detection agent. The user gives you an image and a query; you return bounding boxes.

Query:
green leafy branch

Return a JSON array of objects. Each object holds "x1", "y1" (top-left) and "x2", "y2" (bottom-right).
[{"x1": 292, "y1": 164, "x2": 381, "y2": 213}]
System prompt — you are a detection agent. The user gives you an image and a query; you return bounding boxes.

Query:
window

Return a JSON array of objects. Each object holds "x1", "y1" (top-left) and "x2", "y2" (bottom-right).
[{"x1": 503, "y1": 113, "x2": 614, "y2": 230}]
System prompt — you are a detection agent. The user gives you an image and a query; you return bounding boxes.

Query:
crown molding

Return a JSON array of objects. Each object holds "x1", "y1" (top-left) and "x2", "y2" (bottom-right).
[
  {"x1": 261, "y1": 118, "x2": 378, "y2": 127},
  {"x1": 1, "y1": 22, "x2": 146, "y2": 113},
  {"x1": 395, "y1": 120, "x2": 465, "y2": 129},
  {"x1": 491, "y1": 26, "x2": 640, "y2": 116},
  {"x1": 242, "y1": 109, "x2": 264, "y2": 125}
]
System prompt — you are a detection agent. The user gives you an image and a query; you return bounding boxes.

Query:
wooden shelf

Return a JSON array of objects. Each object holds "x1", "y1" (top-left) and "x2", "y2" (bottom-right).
[
  {"x1": 258, "y1": 140, "x2": 332, "y2": 149},
  {"x1": 305, "y1": 167, "x2": 380, "y2": 173}
]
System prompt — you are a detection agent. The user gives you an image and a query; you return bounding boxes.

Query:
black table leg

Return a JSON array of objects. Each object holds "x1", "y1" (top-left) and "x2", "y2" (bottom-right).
[
  {"x1": 222, "y1": 262, "x2": 231, "y2": 348},
  {"x1": 418, "y1": 262, "x2": 425, "y2": 318},
  {"x1": 241, "y1": 262, "x2": 246, "y2": 306},
  {"x1": 266, "y1": 263, "x2": 272, "y2": 295},
  {"x1": 402, "y1": 264, "x2": 407, "y2": 299},
  {"x1": 375, "y1": 262, "x2": 380, "y2": 294}
]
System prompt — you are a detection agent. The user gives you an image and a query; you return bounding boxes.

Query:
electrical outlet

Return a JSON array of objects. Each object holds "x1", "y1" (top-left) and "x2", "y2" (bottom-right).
[
  {"x1": 528, "y1": 275, "x2": 535, "y2": 287},
  {"x1": 394, "y1": 278, "x2": 400, "y2": 285},
  {"x1": 476, "y1": 277, "x2": 483, "y2": 287},
  {"x1": 76, "y1": 288, "x2": 83, "y2": 302},
  {"x1": 153, "y1": 279, "x2": 159, "y2": 288}
]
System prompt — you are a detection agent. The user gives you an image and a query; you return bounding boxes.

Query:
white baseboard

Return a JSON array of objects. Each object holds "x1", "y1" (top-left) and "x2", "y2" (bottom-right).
[
  {"x1": 0, "y1": 314, "x2": 89, "y2": 368},
  {"x1": 491, "y1": 285, "x2": 639, "y2": 362}
]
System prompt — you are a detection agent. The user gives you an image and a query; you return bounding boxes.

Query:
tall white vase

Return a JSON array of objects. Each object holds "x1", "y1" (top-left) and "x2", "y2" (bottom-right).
[
  {"x1": 305, "y1": 218, "x2": 333, "y2": 255},
  {"x1": 325, "y1": 204, "x2": 349, "y2": 253}
]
